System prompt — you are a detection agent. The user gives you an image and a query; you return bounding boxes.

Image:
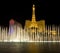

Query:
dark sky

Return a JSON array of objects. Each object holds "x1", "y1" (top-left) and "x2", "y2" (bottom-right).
[{"x1": 0, "y1": 0, "x2": 60, "y2": 27}]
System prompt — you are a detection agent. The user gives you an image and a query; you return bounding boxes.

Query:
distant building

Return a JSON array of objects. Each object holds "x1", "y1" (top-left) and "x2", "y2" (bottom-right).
[{"x1": 25, "y1": 5, "x2": 45, "y2": 33}]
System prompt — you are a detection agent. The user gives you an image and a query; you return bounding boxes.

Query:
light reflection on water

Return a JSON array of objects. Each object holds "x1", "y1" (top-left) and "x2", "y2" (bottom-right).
[{"x1": 0, "y1": 42, "x2": 60, "y2": 53}]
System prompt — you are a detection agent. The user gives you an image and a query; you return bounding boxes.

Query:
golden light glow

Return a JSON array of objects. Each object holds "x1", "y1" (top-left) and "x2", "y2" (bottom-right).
[
  {"x1": 51, "y1": 31, "x2": 56, "y2": 35},
  {"x1": 32, "y1": 4, "x2": 36, "y2": 22},
  {"x1": 0, "y1": 4, "x2": 60, "y2": 42},
  {"x1": 25, "y1": 4, "x2": 45, "y2": 33}
]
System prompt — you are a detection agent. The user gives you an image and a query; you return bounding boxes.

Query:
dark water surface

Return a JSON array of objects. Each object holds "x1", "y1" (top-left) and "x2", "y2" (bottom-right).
[{"x1": 0, "y1": 42, "x2": 60, "y2": 53}]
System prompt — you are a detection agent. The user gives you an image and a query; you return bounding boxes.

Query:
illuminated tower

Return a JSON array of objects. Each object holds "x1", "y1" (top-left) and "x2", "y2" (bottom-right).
[
  {"x1": 30, "y1": 4, "x2": 38, "y2": 29},
  {"x1": 25, "y1": 4, "x2": 45, "y2": 41},
  {"x1": 32, "y1": 4, "x2": 36, "y2": 22},
  {"x1": 25, "y1": 4, "x2": 45, "y2": 32}
]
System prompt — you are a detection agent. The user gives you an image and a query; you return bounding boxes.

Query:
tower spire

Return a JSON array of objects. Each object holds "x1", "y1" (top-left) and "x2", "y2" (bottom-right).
[{"x1": 32, "y1": 4, "x2": 36, "y2": 22}]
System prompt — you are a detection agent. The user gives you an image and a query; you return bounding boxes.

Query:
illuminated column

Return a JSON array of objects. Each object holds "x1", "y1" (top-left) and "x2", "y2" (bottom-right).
[
  {"x1": 23, "y1": 30, "x2": 24, "y2": 41},
  {"x1": 19, "y1": 27, "x2": 21, "y2": 41},
  {"x1": 55, "y1": 26, "x2": 57, "y2": 41},
  {"x1": 32, "y1": 32, "x2": 34, "y2": 41},
  {"x1": 50, "y1": 25, "x2": 52, "y2": 41},
  {"x1": 30, "y1": 28, "x2": 32, "y2": 41},
  {"x1": 12, "y1": 26, "x2": 16, "y2": 41},
  {"x1": 32, "y1": 31, "x2": 33, "y2": 41},
  {"x1": 9, "y1": 19, "x2": 15, "y2": 41},
  {"x1": 37, "y1": 29, "x2": 39, "y2": 41},
  {"x1": 31, "y1": 29, "x2": 33, "y2": 41},
  {"x1": 33, "y1": 32, "x2": 35, "y2": 41},
  {"x1": 19, "y1": 26, "x2": 20, "y2": 40},
  {"x1": 46, "y1": 25, "x2": 48, "y2": 41},
  {"x1": 34, "y1": 29, "x2": 35, "y2": 41},
  {"x1": 57, "y1": 26, "x2": 59, "y2": 41},
  {"x1": 58, "y1": 26, "x2": 60, "y2": 41},
  {"x1": 36, "y1": 28, "x2": 37, "y2": 41},
  {"x1": 35, "y1": 28, "x2": 38, "y2": 41},
  {"x1": 51, "y1": 25, "x2": 53, "y2": 41},
  {"x1": 27, "y1": 28, "x2": 30, "y2": 41},
  {"x1": 45, "y1": 25, "x2": 47, "y2": 41},
  {"x1": 16, "y1": 25, "x2": 20, "y2": 41},
  {"x1": 28, "y1": 30, "x2": 29, "y2": 41},
  {"x1": 52, "y1": 25, "x2": 55, "y2": 41},
  {"x1": 20, "y1": 29, "x2": 22, "y2": 39},
  {"x1": 19, "y1": 28, "x2": 21, "y2": 40},
  {"x1": 20, "y1": 27, "x2": 23, "y2": 41},
  {"x1": 9, "y1": 25, "x2": 15, "y2": 41},
  {"x1": 8, "y1": 27, "x2": 10, "y2": 41},
  {"x1": 0, "y1": 27, "x2": 1, "y2": 41},
  {"x1": 43, "y1": 26, "x2": 45, "y2": 41},
  {"x1": 52, "y1": 25, "x2": 54, "y2": 41},
  {"x1": 14, "y1": 25, "x2": 17, "y2": 40},
  {"x1": 32, "y1": 30, "x2": 33, "y2": 41},
  {"x1": 0, "y1": 26, "x2": 2, "y2": 41},
  {"x1": 42, "y1": 27, "x2": 44, "y2": 41},
  {"x1": 48, "y1": 25, "x2": 51, "y2": 41},
  {"x1": 27, "y1": 29, "x2": 30, "y2": 41},
  {"x1": 28, "y1": 28, "x2": 30, "y2": 41},
  {"x1": 24, "y1": 28, "x2": 29, "y2": 42},
  {"x1": 13, "y1": 25, "x2": 15, "y2": 40},
  {"x1": 3, "y1": 28, "x2": 5, "y2": 42},
  {"x1": 43, "y1": 25, "x2": 45, "y2": 41},
  {"x1": 22, "y1": 29, "x2": 24, "y2": 41},
  {"x1": 4, "y1": 28, "x2": 6, "y2": 41},
  {"x1": 1, "y1": 27, "x2": 4, "y2": 42},
  {"x1": 44, "y1": 26, "x2": 47, "y2": 41},
  {"x1": 45, "y1": 25, "x2": 46, "y2": 41},
  {"x1": 31, "y1": 31, "x2": 33, "y2": 41},
  {"x1": 54, "y1": 25, "x2": 56, "y2": 41},
  {"x1": 0, "y1": 27, "x2": 1, "y2": 36},
  {"x1": 59, "y1": 25, "x2": 60, "y2": 41},
  {"x1": 23, "y1": 29, "x2": 25, "y2": 41},
  {"x1": 20, "y1": 27, "x2": 22, "y2": 41},
  {"x1": 8, "y1": 26, "x2": 11, "y2": 41},
  {"x1": 16, "y1": 25, "x2": 18, "y2": 39},
  {"x1": 42, "y1": 29, "x2": 43, "y2": 41},
  {"x1": 47, "y1": 25, "x2": 49, "y2": 41},
  {"x1": 9, "y1": 27, "x2": 11, "y2": 41},
  {"x1": 5, "y1": 27, "x2": 7, "y2": 42},
  {"x1": 34, "y1": 28, "x2": 35, "y2": 41},
  {"x1": 5, "y1": 27, "x2": 8, "y2": 41},
  {"x1": 49, "y1": 25, "x2": 51, "y2": 41}
]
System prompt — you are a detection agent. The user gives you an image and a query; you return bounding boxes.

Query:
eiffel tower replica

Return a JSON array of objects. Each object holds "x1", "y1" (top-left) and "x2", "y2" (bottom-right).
[{"x1": 24, "y1": 4, "x2": 45, "y2": 40}]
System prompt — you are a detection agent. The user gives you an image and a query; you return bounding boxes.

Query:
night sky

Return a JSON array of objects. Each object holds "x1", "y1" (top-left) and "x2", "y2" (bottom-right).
[{"x1": 0, "y1": 0, "x2": 60, "y2": 27}]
